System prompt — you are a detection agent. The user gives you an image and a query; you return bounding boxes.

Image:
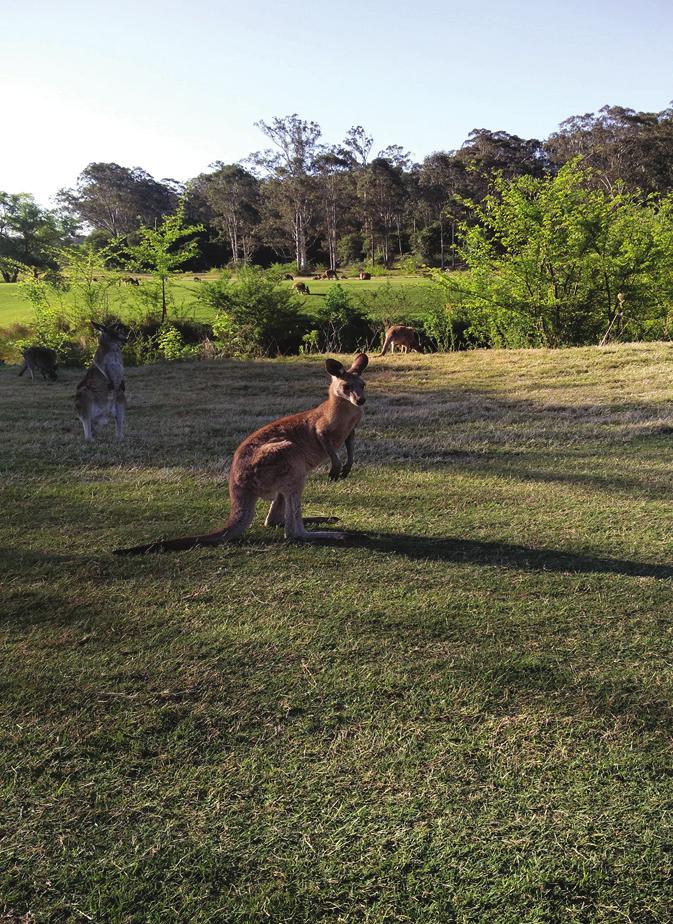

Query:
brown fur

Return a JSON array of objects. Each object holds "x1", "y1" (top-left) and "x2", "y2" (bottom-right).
[
  {"x1": 380, "y1": 325, "x2": 421, "y2": 355},
  {"x1": 114, "y1": 353, "x2": 370, "y2": 554},
  {"x1": 359, "y1": 272, "x2": 371, "y2": 280},
  {"x1": 294, "y1": 282, "x2": 310, "y2": 295},
  {"x1": 322, "y1": 269, "x2": 338, "y2": 279},
  {"x1": 18, "y1": 346, "x2": 58, "y2": 381}
]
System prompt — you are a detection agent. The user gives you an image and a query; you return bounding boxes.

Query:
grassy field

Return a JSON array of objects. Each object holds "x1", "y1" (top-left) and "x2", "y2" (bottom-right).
[
  {"x1": 0, "y1": 273, "x2": 434, "y2": 329},
  {"x1": 2, "y1": 343, "x2": 673, "y2": 922}
]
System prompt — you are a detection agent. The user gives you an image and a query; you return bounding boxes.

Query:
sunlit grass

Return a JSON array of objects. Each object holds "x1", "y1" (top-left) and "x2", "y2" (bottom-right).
[{"x1": 2, "y1": 343, "x2": 673, "y2": 921}]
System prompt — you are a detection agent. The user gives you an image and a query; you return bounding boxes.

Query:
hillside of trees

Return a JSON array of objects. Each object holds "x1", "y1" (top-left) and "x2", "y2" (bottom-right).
[{"x1": 4, "y1": 103, "x2": 673, "y2": 278}]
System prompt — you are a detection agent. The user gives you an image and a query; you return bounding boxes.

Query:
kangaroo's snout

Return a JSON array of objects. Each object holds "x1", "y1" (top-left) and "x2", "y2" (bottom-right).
[{"x1": 357, "y1": 397, "x2": 366, "y2": 406}]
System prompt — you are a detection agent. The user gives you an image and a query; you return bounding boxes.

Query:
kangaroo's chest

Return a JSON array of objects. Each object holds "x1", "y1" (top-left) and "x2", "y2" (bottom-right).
[
  {"x1": 98, "y1": 352, "x2": 124, "y2": 389},
  {"x1": 322, "y1": 407, "x2": 363, "y2": 448}
]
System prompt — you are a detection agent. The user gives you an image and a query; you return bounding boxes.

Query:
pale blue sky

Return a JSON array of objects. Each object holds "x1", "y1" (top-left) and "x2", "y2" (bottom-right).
[{"x1": 1, "y1": 0, "x2": 672, "y2": 204}]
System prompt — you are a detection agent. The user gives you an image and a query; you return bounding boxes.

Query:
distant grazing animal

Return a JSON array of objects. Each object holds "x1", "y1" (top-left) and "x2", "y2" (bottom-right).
[
  {"x1": 122, "y1": 276, "x2": 140, "y2": 285},
  {"x1": 283, "y1": 273, "x2": 294, "y2": 280},
  {"x1": 18, "y1": 346, "x2": 58, "y2": 382},
  {"x1": 114, "y1": 353, "x2": 370, "y2": 554},
  {"x1": 312, "y1": 274, "x2": 322, "y2": 280},
  {"x1": 294, "y1": 282, "x2": 310, "y2": 295},
  {"x1": 380, "y1": 325, "x2": 421, "y2": 355},
  {"x1": 193, "y1": 277, "x2": 202, "y2": 282},
  {"x1": 359, "y1": 272, "x2": 371, "y2": 280},
  {"x1": 322, "y1": 269, "x2": 338, "y2": 279},
  {"x1": 75, "y1": 320, "x2": 129, "y2": 441}
]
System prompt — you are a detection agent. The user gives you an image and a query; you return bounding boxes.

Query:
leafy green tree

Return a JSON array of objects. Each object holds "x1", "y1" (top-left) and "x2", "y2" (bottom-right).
[
  {"x1": 314, "y1": 147, "x2": 353, "y2": 271},
  {"x1": 546, "y1": 105, "x2": 673, "y2": 196},
  {"x1": 58, "y1": 163, "x2": 179, "y2": 237},
  {"x1": 435, "y1": 161, "x2": 673, "y2": 347},
  {"x1": 251, "y1": 115, "x2": 322, "y2": 273},
  {"x1": 190, "y1": 163, "x2": 260, "y2": 264},
  {"x1": 0, "y1": 192, "x2": 74, "y2": 277},
  {"x1": 126, "y1": 205, "x2": 203, "y2": 322}
]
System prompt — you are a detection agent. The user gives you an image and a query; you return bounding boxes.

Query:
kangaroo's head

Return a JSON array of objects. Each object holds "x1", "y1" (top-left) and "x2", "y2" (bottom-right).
[
  {"x1": 325, "y1": 353, "x2": 369, "y2": 406},
  {"x1": 92, "y1": 320, "x2": 130, "y2": 348}
]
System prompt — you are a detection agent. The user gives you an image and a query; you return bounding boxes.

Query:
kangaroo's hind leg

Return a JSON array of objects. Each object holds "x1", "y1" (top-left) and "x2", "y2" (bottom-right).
[
  {"x1": 114, "y1": 394, "x2": 126, "y2": 440},
  {"x1": 77, "y1": 394, "x2": 94, "y2": 441},
  {"x1": 284, "y1": 493, "x2": 345, "y2": 541},
  {"x1": 265, "y1": 494, "x2": 285, "y2": 527}
]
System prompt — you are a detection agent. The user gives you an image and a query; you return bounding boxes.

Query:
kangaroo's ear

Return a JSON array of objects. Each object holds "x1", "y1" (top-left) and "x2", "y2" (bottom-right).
[
  {"x1": 348, "y1": 353, "x2": 369, "y2": 375},
  {"x1": 325, "y1": 358, "x2": 346, "y2": 378}
]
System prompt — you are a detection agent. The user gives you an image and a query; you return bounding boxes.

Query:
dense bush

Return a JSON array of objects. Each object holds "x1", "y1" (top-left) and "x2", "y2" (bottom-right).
[
  {"x1": 435, "y1": 161, "x2": 673, "y2": 348},
  {"x1": 196, "y1": 267, "x2": 309, "y2": 356},
  {"x1": 308, "y1": 284, "x2": 373, "y2": 353}
]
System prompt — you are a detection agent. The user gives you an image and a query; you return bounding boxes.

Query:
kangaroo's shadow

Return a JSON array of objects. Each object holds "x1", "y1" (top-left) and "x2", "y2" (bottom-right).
[{"x1": 334, "y1": 530, "x2": 673, "y2": 580}]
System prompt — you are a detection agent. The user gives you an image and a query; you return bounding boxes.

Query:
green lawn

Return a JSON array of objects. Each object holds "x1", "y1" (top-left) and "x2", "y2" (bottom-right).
[
  {"x1": 0, "y1": 281, "x2": 32, "y2": 326},
  {"x1": 0, "y1": 273, "x2": 435, "y2": 330},
  {"x1": 2, "y1": 344, "x2": 673, "y2": 921}
]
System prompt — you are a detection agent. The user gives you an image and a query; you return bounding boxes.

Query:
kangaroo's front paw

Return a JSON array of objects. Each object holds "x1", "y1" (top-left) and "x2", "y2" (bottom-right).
[{"x1": 328, "y1": 465, "x2": 342, "y2": 481}]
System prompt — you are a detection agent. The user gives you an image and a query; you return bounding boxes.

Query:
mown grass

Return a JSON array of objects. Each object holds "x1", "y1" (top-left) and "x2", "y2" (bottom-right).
[
  {"x1": 0, "y1": 273, "x2": 433, "y2": 329},
  {"x1": 1, "y1": 343, "x2": 673, "y2": 922}
]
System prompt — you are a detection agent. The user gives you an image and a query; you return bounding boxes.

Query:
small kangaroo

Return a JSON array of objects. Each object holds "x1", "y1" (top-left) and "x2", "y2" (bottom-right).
[
  {"x1": 380, "y1": 324, "x2": 421, "y2": 355},
  {"x1": 75, "y1": 320, "x2": 129, "y2": 441},
  {"x1": 18, "y1": 346, "x2": 58, "y2": 381},
  {"x1": 114, "y1": 353, "x2": 369, "y2": 554}
]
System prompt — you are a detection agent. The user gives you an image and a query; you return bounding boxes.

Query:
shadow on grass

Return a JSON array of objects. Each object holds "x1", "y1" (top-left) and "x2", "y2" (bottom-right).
[{"x1": 337, "y1": 530, "x2": 673, "y2": 580}]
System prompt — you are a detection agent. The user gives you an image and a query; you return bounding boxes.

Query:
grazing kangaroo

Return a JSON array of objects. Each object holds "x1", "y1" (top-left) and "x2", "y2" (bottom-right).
[
  {"x1": 380, "y1": 324, "x2": 421, "y2": 355},
  {"x1": 114, "y1": 353, "x2": 369, "y2": 554},
  {"x1": 75, "y1": 320, "x2": 129, "y2": 441},
  {"x1": 18, "y1": 346, "x2": 58, "y2": 381}
]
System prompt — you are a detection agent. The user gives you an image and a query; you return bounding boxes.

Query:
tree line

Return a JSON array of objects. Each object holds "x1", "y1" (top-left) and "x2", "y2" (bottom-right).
[{"x1": 4, "y1": 103, "x2": 673, "y2": 278}]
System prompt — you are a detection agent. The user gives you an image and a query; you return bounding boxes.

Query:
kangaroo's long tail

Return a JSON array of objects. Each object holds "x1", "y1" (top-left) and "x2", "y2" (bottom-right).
[{"x1": 113, "y1": 493, "x2": 256, "y2": 555}]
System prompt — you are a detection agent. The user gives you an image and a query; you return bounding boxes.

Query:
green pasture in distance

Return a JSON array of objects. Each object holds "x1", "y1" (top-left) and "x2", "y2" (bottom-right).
[{"x1": 0, "y1": 272, "x2": 437, "y2": 329}]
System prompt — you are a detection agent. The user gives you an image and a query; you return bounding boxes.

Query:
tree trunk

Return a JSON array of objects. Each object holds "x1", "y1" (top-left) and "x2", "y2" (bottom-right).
[
  {"x1": 439, "y1": 216, "x2": 445, "y2": 270},
  {"x1": 161, "y1": 277, "x2": 167, "y2": 323}
]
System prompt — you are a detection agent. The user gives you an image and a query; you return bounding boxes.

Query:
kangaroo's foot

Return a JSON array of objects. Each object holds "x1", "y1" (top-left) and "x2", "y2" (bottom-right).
[{"x1": 284, "y1": 494, "x2": 346, "y2": 541}]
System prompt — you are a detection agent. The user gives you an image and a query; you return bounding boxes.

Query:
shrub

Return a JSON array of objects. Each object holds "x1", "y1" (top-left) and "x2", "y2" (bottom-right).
[
  {"x1": 436, "y1": 161, "x2": 673, "y2": 348},
  {"x1": 266, "y1": 261, "x2": 298, "y2": 282},
  {"x1": 156, "y1": 324, "x2": 201, "y2": 361},
  {"x1": 196, "y1": 267, "x2": 309, "y2": 356},
  {"x1": 397, "y1": 254, "x2": 426, "y2": 275},
  {"x1": 312, "y1": 284, "x2": 373, "y2": 353},
  {"x1": 337, "y1": 233, "x2": 364, "y2": 265}
]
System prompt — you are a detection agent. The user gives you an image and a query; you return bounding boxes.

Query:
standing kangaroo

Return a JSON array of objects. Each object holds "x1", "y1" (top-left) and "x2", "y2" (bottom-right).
[
  {"x1": 380, "y1": 325, "x2": 421, "y2": 355},
  {"x1": 18, "y1": 346, "x2": 58, "y2": 381},
  {"x1": 114, "y1": 353, "x2": 369, "y2": 554},
  {"x1": 75, "y1": 320, "x2": 129, "y2": 441}
]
